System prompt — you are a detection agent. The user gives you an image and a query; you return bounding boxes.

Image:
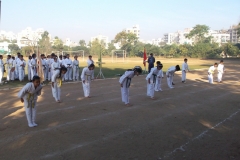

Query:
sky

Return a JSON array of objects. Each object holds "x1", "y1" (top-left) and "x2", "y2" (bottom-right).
[{"x1": 1, "y1": 0, "x2": 240, "y2": 43}]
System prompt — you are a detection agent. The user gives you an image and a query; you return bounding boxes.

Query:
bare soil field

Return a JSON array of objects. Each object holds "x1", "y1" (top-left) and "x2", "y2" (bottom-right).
[{"x1": 0, "y1": 60, "x2": 240, "y2": 160}]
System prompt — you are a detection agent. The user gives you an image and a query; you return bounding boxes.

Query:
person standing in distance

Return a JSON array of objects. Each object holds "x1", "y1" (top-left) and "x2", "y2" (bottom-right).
[{"x1": 147, "y1": 53, "x2": 155, "y2": 73}]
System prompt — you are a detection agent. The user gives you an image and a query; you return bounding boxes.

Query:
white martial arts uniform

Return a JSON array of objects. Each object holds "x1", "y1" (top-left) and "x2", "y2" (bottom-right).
[
  {"x1": 6, "y1": 58, "x2": 15, "y2": 81},
  {"x1": 166, "y1": 66, "x2": 176, "y2": 88},
  {"x1": 146, "y1": 67, "x2": 160, "y2": 98},
  {"x1": 51, "y1": 69, "x2": 64, "y2": 102},
  {"x1": 155, "y1": 69, "x2": 164, "y2": 91},
  {"x1": 13, "y1": 59, "x2": 18, "y2": 79},
  {"x1": 41, "y1": 59, "x2": 47, "y2": 81},
  {"x1": 208, "y1": 66, "x2": 216, "y2": 84},
  {"x1": 18, "y1": 82, "x2": 42, "y2": 127},
  {"x1": 81, "y1": 67, "x2": 94, "y2": 97},
  {"x1": 29, "y1": 58, "x2": 37, "y2": 79},
  {"x1": 0, "y1": 59, "x2": 4, "y2": 83},
  {"x1": 182, "y1": 62, "x2": 189, "y2": 82},
  {"x1": 119, "y1": 70, "x2": 135, "y2": 104},
  {"x1": 18, "y1": 60, "x2": 25, "y2": 81},
  {"x1": 48, "y1": 58, "x2": 54, "y2": 81},
  {"x1": 27, "y1": 59, "x2": 32, "y2": 81},
  {"x1": 87, "y1": 59, "x2": 94, "y2": 67},
  {"x1": 217, "y1": 64, "x2": 224, "y2": 82},
  {"x1": 51, "y1": 61, "x2": 60, "y2": 75},
  {"x1": 73, "y1": 59, "x2": 80, "y2": 81},
  {"x1": 64, "y1": 58, "x2": 73, "y2": 81}
]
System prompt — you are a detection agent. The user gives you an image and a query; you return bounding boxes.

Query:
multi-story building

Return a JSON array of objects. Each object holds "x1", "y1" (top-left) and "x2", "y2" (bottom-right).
[
  {"x1": 228, "y1": 25, "x2": 239, "y2": 43},
  {"x1": 91, "y1": 35, "x2": 109, "y2": 49},
  {"x1": 124, "y1": 25, "x2": 140, "y2": 38},
  {"x1": 0, "y1": 31, "x2": 17, "y2": 41}
]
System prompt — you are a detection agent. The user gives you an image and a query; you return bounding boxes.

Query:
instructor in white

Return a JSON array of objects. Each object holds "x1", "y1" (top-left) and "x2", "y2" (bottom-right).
[
  {"x1": 182, "y1": 58, "x2": 190, "y2": 83},
  {"x1": 81, "y1": 64, "x2": 95, "y2": 98}
]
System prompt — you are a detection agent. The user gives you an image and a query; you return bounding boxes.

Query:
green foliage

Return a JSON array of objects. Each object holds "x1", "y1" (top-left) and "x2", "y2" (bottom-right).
[
  {"x1": 52, "y1": 37, "x2": 64, "y2": 51},
  {"x1": 221, "y1": 43, "x2": 240, "y2": 56},
  {"x1": 186, "y1": 24, "x2": 210, "y2": 43},
  {"x1": 38, "y1": 31, "x2": 52, "y2": 55},
  {"x1": 8, "y1": 43, "x2": 20, "y2": 55},
  {"x1": 79, "y1": 40, "x2": 86, "y2": 46}
]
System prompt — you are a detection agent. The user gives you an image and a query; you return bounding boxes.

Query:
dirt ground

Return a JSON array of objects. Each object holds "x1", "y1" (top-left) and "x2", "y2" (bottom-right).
[{"x1": 0, "y1": 60, "x2": 240, "y2": 160}]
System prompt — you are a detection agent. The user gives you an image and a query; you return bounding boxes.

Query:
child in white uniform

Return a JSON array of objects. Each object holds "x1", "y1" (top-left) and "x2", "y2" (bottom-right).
[
  {"x1": 64, "y1": 54, "x2": 73, "y2": 81},
  {"x1": 182, "y1": 58, "x2": 190, "y2": 83},
  {"x1": 119, "y1": 66, "x2": 142, "y2": 106},
  {"x1": 51, "y1": 66, "x2": 67, "y2": 103},
  {"x1": 146, "y1": 64, "x2": 162, "y2": 99},
  {"x1": 0, "y1": 55, "x2": 4, "y2": 84},
  {"x1": 18, "y1": 76, "x2": 42, "y2": 127},
  {"x1": 208, "y1": 63, "x2": 218, "y2": 84},
  {"x1": 29, "y1": 54, "x2": 37, "y2": 80},
  {"x1": 6, "y1": 55, "x2": 15, "y2": 81},
  {"x1": 87, "y1": 55, "x2": 94, "y2": 67},
  {"x1": 27, "y1": 56, "x2": 32, "y2": 81},
  {"x1": 217, "y1": 60, "x2": 225, "y2": 83},
  {"x1": 18, "y1": 55, "x2": 25, "y2": 81},
  {"x1": 73, "y1": 55, "x2": 80, "y2": 81},
  {"x1": 155, "y1": 62, "x2": 164, "y2": 91},
  {"x1": 81, "y1": 64, "x2": 95, "y2": 98},
  {"x1": 166, "y1": 65, "x2": 181, "y2": 89}
]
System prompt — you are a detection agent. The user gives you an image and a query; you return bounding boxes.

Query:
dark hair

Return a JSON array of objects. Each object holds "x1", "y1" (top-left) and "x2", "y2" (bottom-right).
[
  {"x1": 184, "y1": 58, "x2": 188, "y2": 61},
  {"x1": 59, "y1": 55, "x2": 62, "y2": 58},
  {"x1": 41, "y1": 54, "x2": 45, "y2": 57},
  {"x1": 156, "y1": 61, "x2": 161, "y2": 64},
  {"x1": 20, "y1": 55, "x2": 23, "y2": 58},
  {"x1": 0, "y1": 55, "x2": 2, "y2": 58},
  {"x1": 17, "y1": 52, "x2": 21, "y2": 55},
  {"x1": 51, "y1": 53, "x2": 55, "y2": 57},
  {"x1": 89, "y1": 64, "x2": 95, "y2": 68},
  {"x1": 7, "y1": 55, "x2": 11, "y2": 58},
  {"x1": 59, "y1": 66, "x2": 67, "y2": 78},
  {"x1": 32, "y1": 54, "x2": 36, "y2": 58},
  {"x1": 175, "y1": 65, "x2": 180, "y2": 71},
  {"x1": 29, "y1": 56, "x2": 32, "y2": 59},
  {"x1": 30, "y1": 76, "x2": 40, "y2": 82},
  {"x1": 220, "y1": 60, "x2": 223, "y2": 63},
  {"x1": 214, "y1": 63, "x2": 218, "y2": 66}
]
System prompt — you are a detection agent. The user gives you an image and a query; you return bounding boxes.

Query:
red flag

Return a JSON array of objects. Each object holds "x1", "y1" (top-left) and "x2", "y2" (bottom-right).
[{"x1": 143, "y1": 48, "x2": 147, "y2": 66}]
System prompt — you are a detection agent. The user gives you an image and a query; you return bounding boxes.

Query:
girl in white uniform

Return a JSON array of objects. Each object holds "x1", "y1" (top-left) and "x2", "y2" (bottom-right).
[
  {"x1": 119, "y1": 66, "x2": 142, "y2": 106},
  {"x1": 155, "y1": 62, "x2": 164, "y2": 91},
  {"x1": 27, "y1": 56, "x2": 32, "y2": 81},
  {"x1": 0, "y1": 55, "x2": 4, "y2": 84},
  {"x1": 18, "y1": 55, "x2": 26, "y2": 81},
  {"x1": 166, "y1": 65, "x2": 180, "y2": 89},
  {"x1": 18, "y1": 76, "x2": 42, "y2": 127},
  {"x1": 51, "y1": 66, "x2": 67, "y2": 103},
  {"x1": 73, "y1": 56, "x2": 80, "y2": 81},
  {"x1": 208, "y1": 63, "x2": 218, "y2": 84},
  {"x1": 146, "y1": 64, "x2": 162, "y2": 99},
  {"x1": 81, "y1": 64, "x2": 95, "y2": 98}
]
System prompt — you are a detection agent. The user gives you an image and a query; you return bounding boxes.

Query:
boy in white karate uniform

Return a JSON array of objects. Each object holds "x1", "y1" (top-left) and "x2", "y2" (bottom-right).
[
  {"x1": 29, "y1": 54, "x2": 37, "y2": 80},
  {"x1": 217, "y1": 60, "x2": 225, "y2": 83},
  {"x1": 64, "y1": 54, "x2": 73, "y2": 81},
  {"x1": 182, "y1": 58, "x2": 190, "y2": 83},
  {"x1": 81, "y1": 64, "x2": 95, "y2": 98},
  {"x1": 155, "y1": 62, "x2": 164, "y2": 91},
  {"x1": 166, "y1": 65, "x2": 181, "y2": 89},
  {"x1": 27, "y1": 56, "x2": 32, "y2": 81},
  {"x1": 119, "y1": 66, "x2": 142, "y2": 106},
  {"x1": 40, "y1": 54, "x2": 47, "y2": 81},
  {"x1": 14, "y1": 53, "x2": 21, "y2": 79},
  {"x1": 146, "y1": 64, "x2": 162, "y2": 99},
  {"x1": 51, "y1": 66, "x2": 67, "y2": 103},
  {"x1": 51, "y1": 56, "x2": 60, "y2": 75},
  {"x1": 18, "y1": 76, "x2": 42, "y2": 127},
  {"x1": 0, "y1": 55, "x2": 4, "y2": 84},
  {"x1": 87, "y1": 55, "x2": 94, "y2": 67},
  {"x1": 18, "y1": 55, "x2": 26, "y2": 81},
  {"x1": 72, "y1": 55, "x2": 80, "y2": 81},
  {"x1": 208, "y1": 63, "x2": 218, "y2": 84},
  {"x1": 5, "y1": 55, "x2": 15, "y2": 81}
]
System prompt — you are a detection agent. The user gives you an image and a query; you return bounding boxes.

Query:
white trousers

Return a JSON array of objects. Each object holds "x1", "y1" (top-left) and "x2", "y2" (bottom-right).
[
  {"x1": 24, "y1": 98, "x2": 37, "y2": 127},
  {"x1": 155, "y1": 77, "x2": 162, "y2": 91},
  {"x1": 147, "y1": 82, "x2": 155, "y2": 98},
  {"x1": 182, "y1": 71, "x2": 186, "y2": 81},
  {"x1": 52, "y1": 83, "x2": 61, "y2": 101},
  {"x1": 42, "y1": 69, "x2": 47, "y2": 81},
  {"x1": 7, "y1": 68, "x2": 14, "y2": 81},
  {"x1": 167, "y1": 76, "x2": 173, "y2": 88},
  {"x1": 48, "y1": 69, "x2": 52, "y2": 81},
  {"x1": 121, "y1": 86, "x2": 129, "y2": 104},
  {"x1": 15, "y1": 66, "x2": 19, "y2": 79},
  {"x1": 208, "y1": 74, "x2": 213, "y2": 84},
  {"x1": 82, "y1": 81, "x2": 90, "y2": 97},
  {"x1": 0, "y1": 69, "x2": 3, "y2": 83},
  {"x1": 73, "y1": 67, "x2": 80, "y2": 81},
  {"x1": 65, "y1": 67, "x2": 72, "y2": 80},
  {"x1": 18, "y1": 68, "x2": 25, "y2": 81},
  {"x1": 28, "y1": 67, "x2": 32, "y2": 81},
  {"x1": 218, "y1": 72, "x2": 223, "y2": 82},
  {"x1": 30, "y1": 67, "x2": 37, "y2": 80}
]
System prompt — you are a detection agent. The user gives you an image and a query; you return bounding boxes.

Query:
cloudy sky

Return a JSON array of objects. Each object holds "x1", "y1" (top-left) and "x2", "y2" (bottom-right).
[{"x1": 1, "y1": 0, "x2": 240, "y2": 42}]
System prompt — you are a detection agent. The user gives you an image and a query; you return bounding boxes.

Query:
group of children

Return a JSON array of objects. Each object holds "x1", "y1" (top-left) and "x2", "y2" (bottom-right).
[
  {"x1": 208, "y1": 60, "x2": 225, "y2": 84},
  {"x1": 16, "y1": 57, "x2": 226, "y2": 127}
]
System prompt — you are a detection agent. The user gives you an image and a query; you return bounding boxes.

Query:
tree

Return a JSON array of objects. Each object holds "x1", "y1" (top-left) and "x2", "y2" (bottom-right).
[
  {"x1": 186, "y1": 25, "x2": 210, "y2": 43},
  {"x1": 21, "y1": 46, "x2": 33, "y2": 56},
  {"x1": 79, "y1": 40, "x2": 86, "y2": 46},
  {"x1": 8, "y1": 43, "x2": 20, "y2": 55},
  {"x1": 221, "y1": 43, "x2": 239, "y2": 57},
  {"x1": 38, "y1": 31, "x2": 52, "y2": 55},
  {"x1": 52, "y1": 37, "x2": 64, "y2": 51}
]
